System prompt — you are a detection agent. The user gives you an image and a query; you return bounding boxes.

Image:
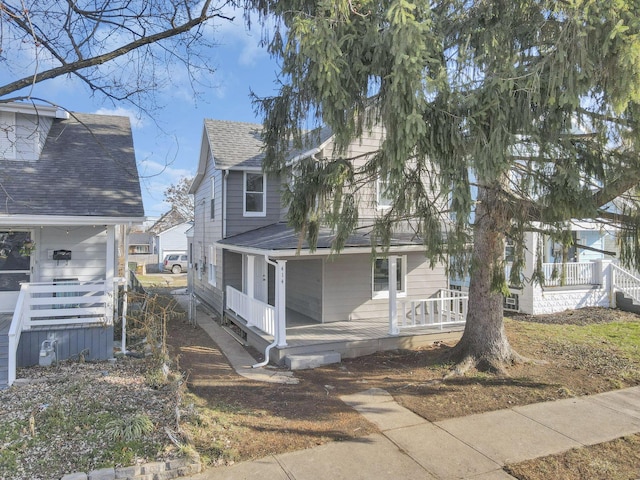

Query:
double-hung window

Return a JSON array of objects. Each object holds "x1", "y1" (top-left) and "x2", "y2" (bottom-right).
[
  {"x1": 244, "y1": 172, "x2": 266, "y2": 217},
  {"x1": 372, "y1": 256, "x2": 406, "y2": 298},
  {"x1": 377, "y1": 174, "x2": 393, "y2": 209},
  {"x1": 208, "y1": 245, "x2": 217, "y2": 286}
]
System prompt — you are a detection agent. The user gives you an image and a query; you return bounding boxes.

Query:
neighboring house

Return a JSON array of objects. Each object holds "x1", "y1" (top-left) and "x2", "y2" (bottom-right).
[
  {"x1": 450, "y1": 221, "x2": 638, "y2": 316},
  {"x1": 153, "y1": 221, "x2": 191, "y2": 272},
  {"x1": 128, "y1": 231, "x2": 155, "y2": 274},
  {"x1": 0, "y1": 102, "x2": 145, "y2": 388},
  {"x1": 147, "y1": 208, "x2": 191, "y2": 272},
  {"x1": 188, "y1": 120, "x2": 465, "y2": 368}
]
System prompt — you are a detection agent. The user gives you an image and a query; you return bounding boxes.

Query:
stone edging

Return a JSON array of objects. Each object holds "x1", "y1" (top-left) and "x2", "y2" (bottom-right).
[{"x1": 60, "y1": 456, "x2": 202, "y2": 480}]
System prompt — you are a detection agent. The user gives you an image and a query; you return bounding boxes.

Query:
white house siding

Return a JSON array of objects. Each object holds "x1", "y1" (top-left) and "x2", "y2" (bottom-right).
[
  {"x1": 225, "y1": 170, "x2": 283, "y2": 236},
  {"x1": 192, "y1": 155, "x2": 224, "y2": 315},
  {"x1": 322, "y1": 251, "x2": 447, "y2": 323},
  {"x1": 14, "y1": 113, "x2": 52, "y2": 161},
  {"x1": 286, "y1": 258, "x2": 323, "y2": 322},
  {"x1": 529, "y1": 286, "x2": 610, "y2": 315},
  {"x1": 36, "y1": 226, "x2": 107, "y2": 282}
]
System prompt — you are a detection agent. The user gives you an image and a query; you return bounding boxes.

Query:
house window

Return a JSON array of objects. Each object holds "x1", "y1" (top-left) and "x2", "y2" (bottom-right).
[
  {"x1": 208, "y1": 245, "x2": 217, "y2": 286},
  {"x1": 210, "y1": 177, "x2": 215, "y2": 220},
  {"x1": 377, "y1": 174, "x2": 392, "y2": 209},
  {"x1": 0, "y1": 111, "x2": 16, "y2": 159},
  {"x1": 129, "y1": 245, "x2": 150, "y2": 254},
  {"x1": 372, "y1": 256, "x2": 406, "y2": 298},
  {"x1": 244, "y1": 172, "x2": 266, "y2": 217}
]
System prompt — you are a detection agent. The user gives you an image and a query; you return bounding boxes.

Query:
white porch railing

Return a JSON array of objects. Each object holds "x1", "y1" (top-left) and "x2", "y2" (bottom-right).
[
  {"x1": 541, "y1": 262, "x2": 595, "y2": 287},
  {"x1": 7, "y1": 280, "x2": 110, "y2": 386},
  {"x1": 398, "y1": 289, "x2": 468, "y2": 331},
  {"x1": 226, "y1": 286, "x2": 275, "y2": 336},
  {"x1": 612, "y1": 265, "x2": 640, "y2": 304}
]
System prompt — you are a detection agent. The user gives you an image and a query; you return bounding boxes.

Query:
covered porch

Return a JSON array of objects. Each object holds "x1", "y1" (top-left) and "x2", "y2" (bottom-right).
[{"x1": 0, "y1": 222, "x2": 137, "y2": 388}]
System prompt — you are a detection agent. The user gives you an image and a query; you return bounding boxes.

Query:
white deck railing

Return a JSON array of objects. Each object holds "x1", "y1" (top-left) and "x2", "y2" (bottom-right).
[
  {"x1": 612, "y1": 265, "x2": 640, "y2": 304},
  {"x1": 226, "y1": 286, "x2": 275, "y2": 336},
  {"x1": 398, "y1": 289, "x2": 468, "y2": 330},
  {"x1": 541, "y1": 262, "x2": 595, "y2": 287},
  {"x1": 7, "y1": 280, "x2": 110, "y2": 386}
]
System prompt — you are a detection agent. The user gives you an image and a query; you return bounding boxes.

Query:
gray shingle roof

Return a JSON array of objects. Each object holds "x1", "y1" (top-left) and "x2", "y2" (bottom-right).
[
  {"x1": 217, "y1": 222, "x2": 422, "y2": 253},
  {"x1": 0, "y1": 112, "x2": 144, "y2": 218},
  {"x1": 203, "y1": 119, "x2": 334, "y2": 170}
]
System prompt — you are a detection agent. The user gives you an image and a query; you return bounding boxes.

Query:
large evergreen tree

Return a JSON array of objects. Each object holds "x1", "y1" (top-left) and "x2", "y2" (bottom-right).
[{"x1": 248, "y1": 0, "x2": 640, "y2": 372}]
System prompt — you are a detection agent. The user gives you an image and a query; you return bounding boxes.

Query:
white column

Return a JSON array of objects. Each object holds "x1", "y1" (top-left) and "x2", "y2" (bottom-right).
[
  {"x1": 246, "y1": 255, "x2": 255, "y2": 298},
  {"x1": 245, "y1": 255, "x2": 255, "y2": 327},
  {"x1": 388, "y1": 256, "x2": 399, "y2": 336},
  {"x1": 275, "y1": 260, "x2": 288, "y2": 347}
]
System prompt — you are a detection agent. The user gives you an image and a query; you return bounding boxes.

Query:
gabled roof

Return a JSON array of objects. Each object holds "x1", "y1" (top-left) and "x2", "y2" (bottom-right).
[
  {"x1": 190, "y1": 118, "x2": 334, "y2": 193},
  {"x1": 217, "y1": 222, "x2": 424, "y2": 257},
  {"x1": 0, "y1": 111, "x2": 144, "y2": 220}
]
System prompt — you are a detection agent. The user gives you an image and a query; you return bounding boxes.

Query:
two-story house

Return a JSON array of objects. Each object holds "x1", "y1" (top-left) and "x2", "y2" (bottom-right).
[
  {"x1": 189, "y1": 120, "x2": 466, "y2": 368},
  {"x1": 0, "y1": 102, "x2": 145, "y2": 388}
]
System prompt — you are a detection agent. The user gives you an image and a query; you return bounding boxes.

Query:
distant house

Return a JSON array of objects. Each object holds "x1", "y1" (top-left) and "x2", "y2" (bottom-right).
[
  {"x1": 188, "y1": 120, "x2": 463, "y2": 368},
  {"x1": 147, "y1": 210, "x2": 191, "y2": 272},
  {"x1": 0, "y1": 102, "x2": 145, "y2": 388}
]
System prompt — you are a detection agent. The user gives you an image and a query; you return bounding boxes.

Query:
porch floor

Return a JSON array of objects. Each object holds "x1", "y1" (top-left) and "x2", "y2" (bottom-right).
[{"x1": 226, "y1": 308, "x2": 465, "y2": 364}]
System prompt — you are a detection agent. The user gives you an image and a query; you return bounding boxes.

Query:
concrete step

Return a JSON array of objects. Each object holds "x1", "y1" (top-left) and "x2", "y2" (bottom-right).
[{"x1": 285, "y1": 351, "x2": 341, "y2": 370}]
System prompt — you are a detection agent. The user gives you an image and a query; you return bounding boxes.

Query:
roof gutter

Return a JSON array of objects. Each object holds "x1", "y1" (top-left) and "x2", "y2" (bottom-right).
[
  {"x1": 0, "y1": 215, "x2": 146, "y2": 227},
  {"x1": 214, "y1": 242, "x2": 426, "y2": 258}
]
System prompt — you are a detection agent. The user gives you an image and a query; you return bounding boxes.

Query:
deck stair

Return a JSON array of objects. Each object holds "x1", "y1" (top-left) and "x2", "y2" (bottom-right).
[
  {"x1": 0, "y1": 315, "x2": 11, "y2": 389},
  {"x1": 285, "y1": 351, "x2": 342, "y2": 370},
  {"x1": 612, "y1": 265, "x2": 640, "y2": 314}
]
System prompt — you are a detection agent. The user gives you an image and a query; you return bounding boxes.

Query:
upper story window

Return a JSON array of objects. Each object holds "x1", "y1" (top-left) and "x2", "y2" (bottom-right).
[
  {"x1": 0, "y1": 111, "x2": 44, "y2": 161},
  {"x1": 377, "y1": 174, "x2": 393, "y2": 209},
  {"x1": 0, "y1": 111, "x2": 17, "y2": 159},
  {"x1": 244, "y1": 172, "x2": 266, "y2": 217}
]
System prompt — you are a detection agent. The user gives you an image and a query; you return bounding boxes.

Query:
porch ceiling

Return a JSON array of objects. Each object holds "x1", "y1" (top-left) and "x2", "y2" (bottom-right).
[{"x1": 217, "y1": 222, "x2": 424, "y2": 257}]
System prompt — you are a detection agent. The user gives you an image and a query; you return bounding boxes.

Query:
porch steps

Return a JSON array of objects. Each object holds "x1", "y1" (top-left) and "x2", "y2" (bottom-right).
[{"x1": 285, "y1": 351, "x2": 342, "y2": 370}]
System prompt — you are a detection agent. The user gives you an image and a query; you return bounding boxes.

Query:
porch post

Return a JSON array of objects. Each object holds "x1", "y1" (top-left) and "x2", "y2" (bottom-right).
[
  {"x1": 105, "y1": 226, "x2": 116, "y2": 327},
  {"x1": 246, "y1": 255, "x2": 255, "y2": 327},
  {"x1": 388, "y1": 256, "x2": 399, "y2": 336},
  {"x1": 275, "y1": 260, "x2": 288, "y2": 347}
]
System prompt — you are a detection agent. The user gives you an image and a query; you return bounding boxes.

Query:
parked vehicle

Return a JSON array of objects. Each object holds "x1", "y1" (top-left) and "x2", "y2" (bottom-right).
[{"x1": 163, "y1": 253, "x2": 188, "y2": 274}]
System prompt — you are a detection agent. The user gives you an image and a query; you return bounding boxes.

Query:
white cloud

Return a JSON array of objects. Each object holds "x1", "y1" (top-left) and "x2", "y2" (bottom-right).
[{"x1": 94, "y1": 106, "x2": 145, "y2": 128}]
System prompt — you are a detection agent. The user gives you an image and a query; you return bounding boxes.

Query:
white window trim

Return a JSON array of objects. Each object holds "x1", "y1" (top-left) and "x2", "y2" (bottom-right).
[
  {"x1": 372, "y1": 255, "x2": 407, "y2": 299},
  {"x1": 377, "y1": 175, "x2": 392, "y2": 210},
  {"x1": 243, "y1": 171, "x2": 267, "y2": 217},
  {"x1": 208, "y1": 245, "x2": 217, "y2": 287}
]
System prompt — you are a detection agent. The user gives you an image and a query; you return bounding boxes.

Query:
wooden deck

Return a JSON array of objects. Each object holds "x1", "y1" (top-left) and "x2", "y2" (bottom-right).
[{"x1": 226, "y1": 308, "x2": 464, "y2": 364}]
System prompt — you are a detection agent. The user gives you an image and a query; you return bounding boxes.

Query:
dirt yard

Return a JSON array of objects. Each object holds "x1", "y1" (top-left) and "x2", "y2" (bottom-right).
[{"x1": 168, "y1": 305, "x2": 640, "y2": 477}]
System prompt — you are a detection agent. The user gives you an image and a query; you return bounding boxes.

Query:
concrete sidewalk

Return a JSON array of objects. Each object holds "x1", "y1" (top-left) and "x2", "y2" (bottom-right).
[
  {"x1": 176, "y1": 294, "x2": 640, "y2": 479},
  {"x1": 187, "y1": 386, "x2": 640, "y2": 480}
]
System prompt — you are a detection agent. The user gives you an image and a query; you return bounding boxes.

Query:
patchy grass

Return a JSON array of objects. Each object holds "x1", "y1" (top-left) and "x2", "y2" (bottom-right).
[{"x1": 506, "y1": 434, "x2": 640, "y2": 480}]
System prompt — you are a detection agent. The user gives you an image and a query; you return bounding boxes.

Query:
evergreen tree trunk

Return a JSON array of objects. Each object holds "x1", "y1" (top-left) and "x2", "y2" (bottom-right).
[{"x1": 446, "y1": 184, "x2": 520, "y2": 374}]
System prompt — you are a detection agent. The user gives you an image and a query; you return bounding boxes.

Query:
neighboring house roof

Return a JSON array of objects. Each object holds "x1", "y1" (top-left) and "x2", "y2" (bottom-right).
[
  {"x1": 156, "y1": 221, "x2": 193, "y2": 237},
  {"x1": 191, "y1": 119, "x2": 334, "y2": 192},
  {"x1": 217, "y1": 222, "x2": 424, "y2": 256},
  {"x1": 148, "y1": 207, "x2": 188, "y2": 234},
  {"x1": 0, "y1": 111, "x2": 144, "y2": 220},
  {"x1": 129, "y1": 232, "x2": 153, "y2": 245}
]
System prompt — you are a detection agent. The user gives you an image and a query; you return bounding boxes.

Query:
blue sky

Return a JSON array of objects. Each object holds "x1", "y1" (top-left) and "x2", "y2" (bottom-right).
[{"x1": 1, "y1": 8, "x2": 280, "y2": 219}]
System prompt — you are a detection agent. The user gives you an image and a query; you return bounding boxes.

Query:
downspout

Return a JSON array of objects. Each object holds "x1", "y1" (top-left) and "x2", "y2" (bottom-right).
[{"x1": 252, "y1": 256, "x2": 279, "y2": 368}]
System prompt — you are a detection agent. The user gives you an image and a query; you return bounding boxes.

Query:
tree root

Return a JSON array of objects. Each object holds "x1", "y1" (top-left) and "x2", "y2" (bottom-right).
[{"x1": 440, "y1": 347, "x2": 548, "y2": 381}]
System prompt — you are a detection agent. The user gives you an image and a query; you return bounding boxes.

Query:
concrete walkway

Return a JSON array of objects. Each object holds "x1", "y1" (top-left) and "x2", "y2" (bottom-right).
[{"x1": 176, "y1": 294, "x2": 640, "y2": 479}]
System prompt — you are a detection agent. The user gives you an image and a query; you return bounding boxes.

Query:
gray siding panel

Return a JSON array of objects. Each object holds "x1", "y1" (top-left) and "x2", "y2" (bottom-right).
[
  {"x1": 322, "y1": 252, "x2": 447, "y2": 323},
  {"x1": 287, "y1": 259, "x2": 322, "y2": 322},
  {"x1": 17, "y1": 325, "x2": 113, "y2": 367},
  {"x1": 226, "y1": 171, "x2": 283, "y2": 237}
]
